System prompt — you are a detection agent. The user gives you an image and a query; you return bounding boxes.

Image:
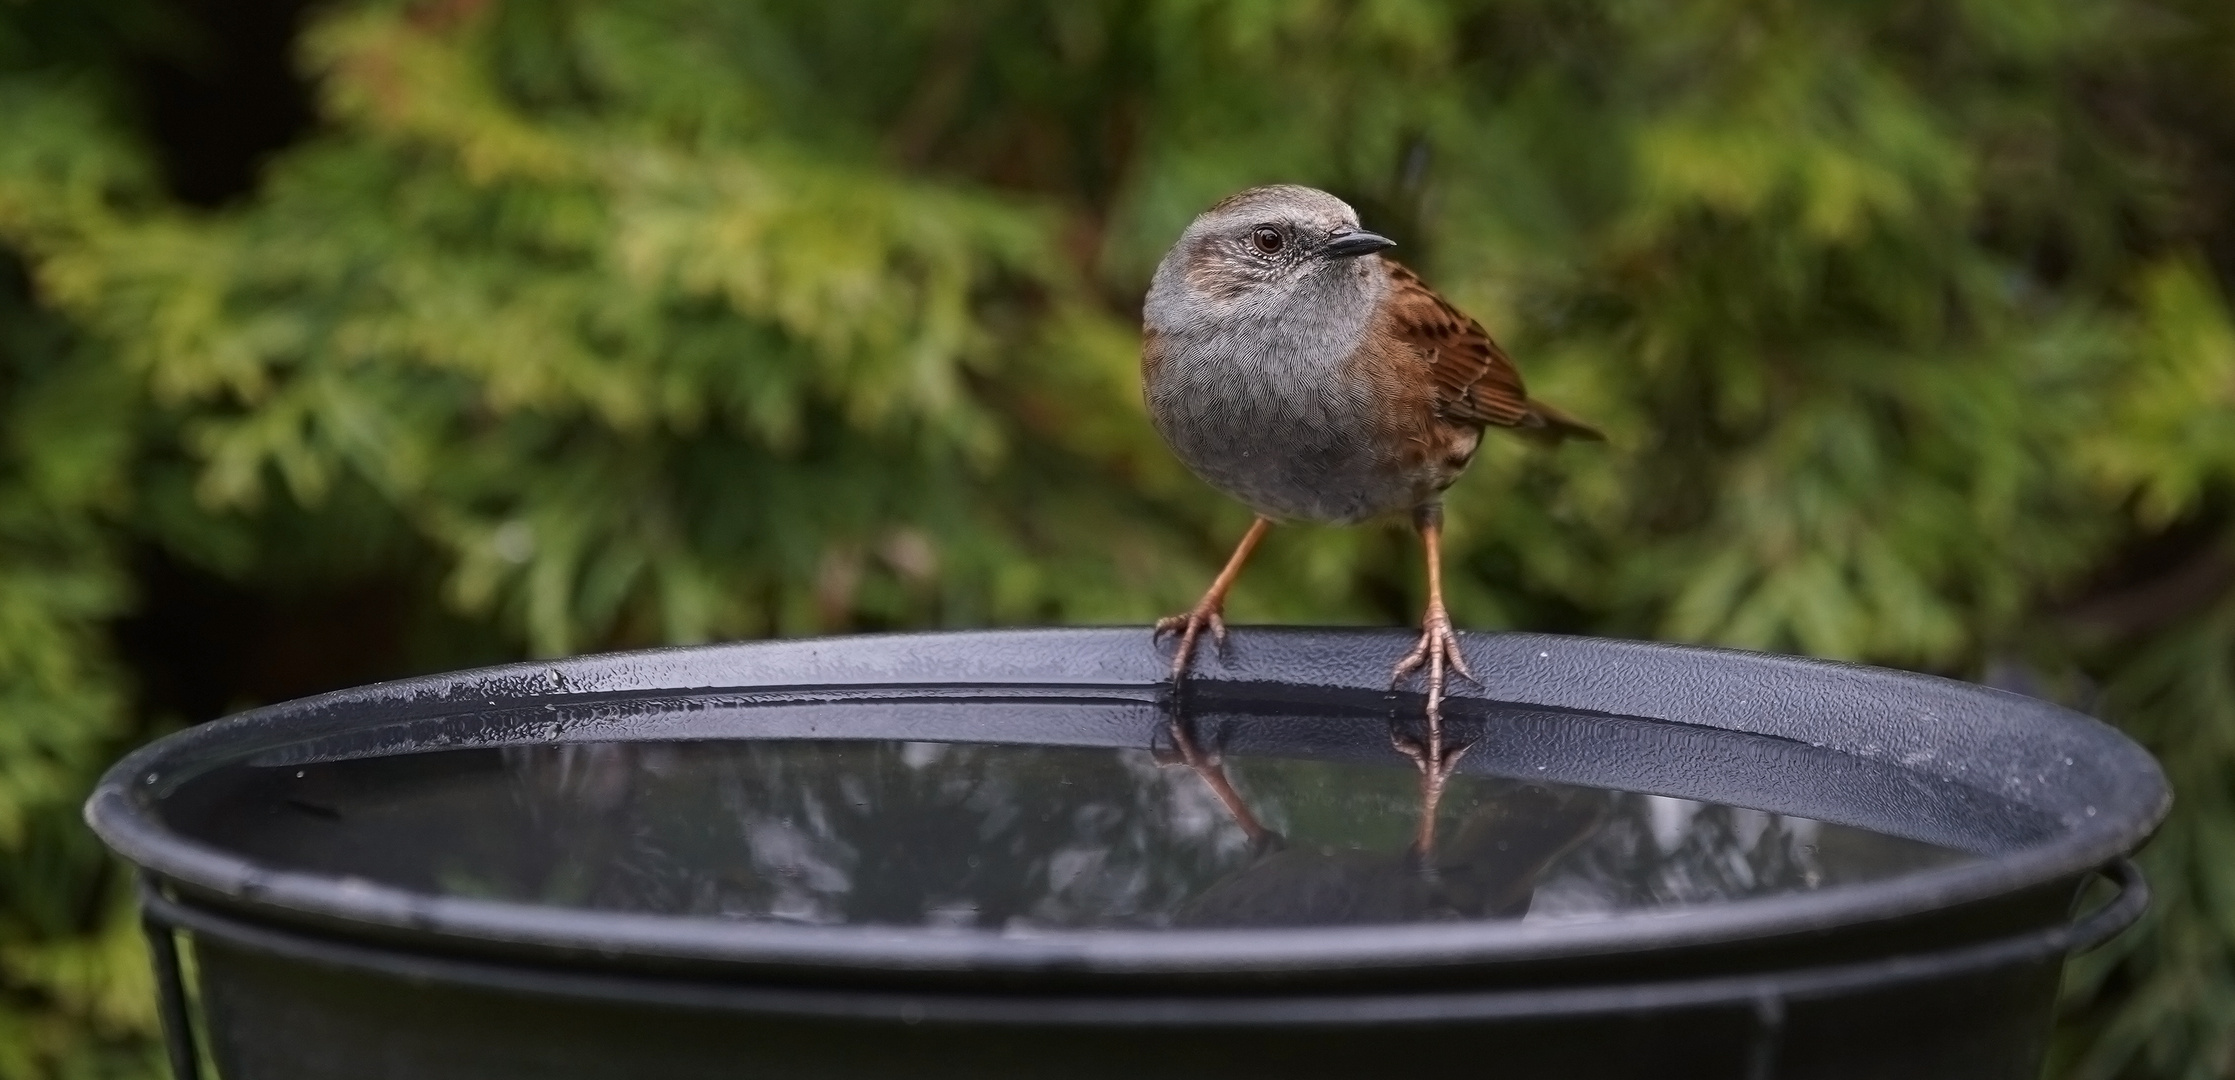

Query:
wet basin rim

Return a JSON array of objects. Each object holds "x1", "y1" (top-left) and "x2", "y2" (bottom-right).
[{"x1": 85, "y1": 627, "x2": 2170, "y2": 978}]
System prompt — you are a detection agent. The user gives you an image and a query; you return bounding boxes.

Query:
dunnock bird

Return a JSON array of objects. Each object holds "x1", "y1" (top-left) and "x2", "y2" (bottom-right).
[{"x1": 1142, "y1": 185, "x2": 1601, "y2": 760}]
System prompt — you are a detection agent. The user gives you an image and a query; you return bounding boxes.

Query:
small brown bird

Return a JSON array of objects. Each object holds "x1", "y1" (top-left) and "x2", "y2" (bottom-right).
[{"x1": 1142, "y1": 185, "x2": 1601, "y2": 756}]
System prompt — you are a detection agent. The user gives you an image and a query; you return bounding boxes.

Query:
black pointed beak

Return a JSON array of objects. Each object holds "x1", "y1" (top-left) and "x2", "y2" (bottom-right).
[{"x1": 1323, "y1": 229, "x2": 1397, "y2": 259}]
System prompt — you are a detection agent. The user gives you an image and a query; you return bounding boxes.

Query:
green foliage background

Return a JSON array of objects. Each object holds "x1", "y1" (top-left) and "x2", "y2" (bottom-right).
[{"x1": 3, "y1": 0, "x2": 2234, "y2": 1075}]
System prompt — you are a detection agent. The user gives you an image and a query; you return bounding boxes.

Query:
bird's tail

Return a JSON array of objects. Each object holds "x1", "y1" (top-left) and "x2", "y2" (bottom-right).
[{"x1": 1519, "y1": 400, "x2": 1606, "y2": 446}]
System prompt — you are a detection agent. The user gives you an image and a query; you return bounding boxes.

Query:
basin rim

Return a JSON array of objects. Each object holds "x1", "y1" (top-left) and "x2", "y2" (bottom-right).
[{"x1": 86, "y1": 627, "x2": 2170, "y2": 982}]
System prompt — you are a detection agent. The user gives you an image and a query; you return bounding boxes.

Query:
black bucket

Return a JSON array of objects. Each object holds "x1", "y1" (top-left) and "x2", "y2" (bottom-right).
[{"x1": 87, "y1": 629, "x2": 2167, "y2": 1080}]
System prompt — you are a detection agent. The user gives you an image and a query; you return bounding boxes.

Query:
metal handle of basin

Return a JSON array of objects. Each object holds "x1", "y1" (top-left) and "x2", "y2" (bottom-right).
[
  {"x1": 2063, "y1": 857, "x2": 2150, "y2": 955},
  {"x1": 140, "y1": 876, "x2": 203, "y2": 1080}
]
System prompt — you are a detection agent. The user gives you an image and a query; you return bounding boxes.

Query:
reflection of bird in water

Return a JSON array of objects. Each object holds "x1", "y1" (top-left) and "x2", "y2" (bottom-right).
[
  {"x1": 1156, "y1": 716, "x2": 1279, "y2": 850},
  {"x1": 1161, "y1": 720, "x2": 1607, "y2": 928}
]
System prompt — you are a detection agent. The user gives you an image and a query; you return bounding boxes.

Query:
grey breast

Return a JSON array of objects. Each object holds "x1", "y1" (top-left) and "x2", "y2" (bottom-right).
[{"x1": 1143, "y1": 260, "x2": 1412, "y2": 524}]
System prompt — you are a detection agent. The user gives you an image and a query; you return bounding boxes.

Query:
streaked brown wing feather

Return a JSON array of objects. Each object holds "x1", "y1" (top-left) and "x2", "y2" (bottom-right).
[{"x1": 1382, "y1": 260, "x2": 1534, "y2": 428}]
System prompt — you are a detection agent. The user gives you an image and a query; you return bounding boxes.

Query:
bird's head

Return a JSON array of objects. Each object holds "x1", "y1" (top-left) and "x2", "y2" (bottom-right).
[{"x1": 1150, "y1": 185, "x2": 1396, "y2": 325}]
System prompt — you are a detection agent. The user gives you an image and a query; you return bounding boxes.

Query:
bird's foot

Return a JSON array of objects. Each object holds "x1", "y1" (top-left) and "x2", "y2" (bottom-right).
[
  {"x1": 1391, "y1": 604, "x2": 1477, "y2": 723},
  {"x1": 1153, "y1": 601, "x2": 1228, "y2": 684},
  {"x1": 1395, "y1": 721, "x2": 1471, "y2": 860},
  {"x1": 1392, "y1": 725, "x2": 1472, "y2": 785}
]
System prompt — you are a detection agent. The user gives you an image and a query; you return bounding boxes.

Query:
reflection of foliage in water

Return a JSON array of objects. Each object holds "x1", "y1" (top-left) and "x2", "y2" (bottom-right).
[
  {"x1": 1527, "y1": 794, "x2": 1969, "y2": 919},
  {"x1": 486, "y1": 741, "x2": 1260, "y2": 929},
  {"x1": 407, "y1": 741, "x2": 1965, "y2": 931}
]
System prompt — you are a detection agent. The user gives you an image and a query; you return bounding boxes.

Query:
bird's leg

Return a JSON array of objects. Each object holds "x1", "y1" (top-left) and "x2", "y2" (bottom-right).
[
  {"x1": 1392, "y1": 716, "x2": 1472, "y2": 857},
  {"x1": 1390, "y1": 504, "x2": 1475, "y2": 798},
  {"x1": 1391, "y1": 503, "x2": 1477, "y2": 748},
  {"x1": 1155, "y1": 516, "x2": 1273, "y2": 685},
  {"x1": 1156, "y1": 718, "x2": 1277, "y2": 849},
  {"x1": 1399, "y1": 726, "x2": 1466, "y2": 863}
]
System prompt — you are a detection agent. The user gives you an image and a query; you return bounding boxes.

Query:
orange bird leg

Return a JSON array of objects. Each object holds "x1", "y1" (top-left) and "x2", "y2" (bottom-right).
[
  {"x1": 1159, "y1": 719, "x2": 1275, "y2": 847},
  {"x1": 1392, "y1": 503, "x2": 1477, "y2": 772},
  {"x1": 1155, "y1": 516, "x2": 1273, "y2": 685},
  {"x1": 1409, "y1": 742, "x2": 1455, "y2": 861}
]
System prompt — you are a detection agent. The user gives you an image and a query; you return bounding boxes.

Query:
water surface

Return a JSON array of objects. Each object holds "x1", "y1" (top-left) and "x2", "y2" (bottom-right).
[{"x1": 163, "y1": 725, "x2": 1974, "y2": 930}]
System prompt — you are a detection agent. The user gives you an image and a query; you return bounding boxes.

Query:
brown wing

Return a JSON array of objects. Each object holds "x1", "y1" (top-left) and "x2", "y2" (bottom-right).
[
  {"x1": 1381, "y1": 261, "x2": 1604, "y2": 442},
  {"x1": 1381, "y1": 260, "x2": 1535, "y2": 428}
]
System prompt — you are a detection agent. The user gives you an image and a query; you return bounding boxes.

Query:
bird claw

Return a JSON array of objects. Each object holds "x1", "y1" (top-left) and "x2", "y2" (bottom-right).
[
  {"x1": 1391, "y1": 725, "x2": 1473, "y2": 783},
  {"x1": 1390, "y1": 607, "x2": 1475, "y2": 698},
  {"x1": 1385, "y1": 612, "x2": 1475, "y2": 688},
  {"x1": 1155, "y1": 605, "x2": 1228, "y2": 683},
  {"x1": 1153, "y1": 611, "x2": 1226, "y2": 646}
]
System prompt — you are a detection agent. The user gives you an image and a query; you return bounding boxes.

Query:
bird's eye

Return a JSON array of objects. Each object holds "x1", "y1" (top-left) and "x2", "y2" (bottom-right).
[{"x1": 1250, "y1": 226, "x2": 1284, "y2": 255}]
